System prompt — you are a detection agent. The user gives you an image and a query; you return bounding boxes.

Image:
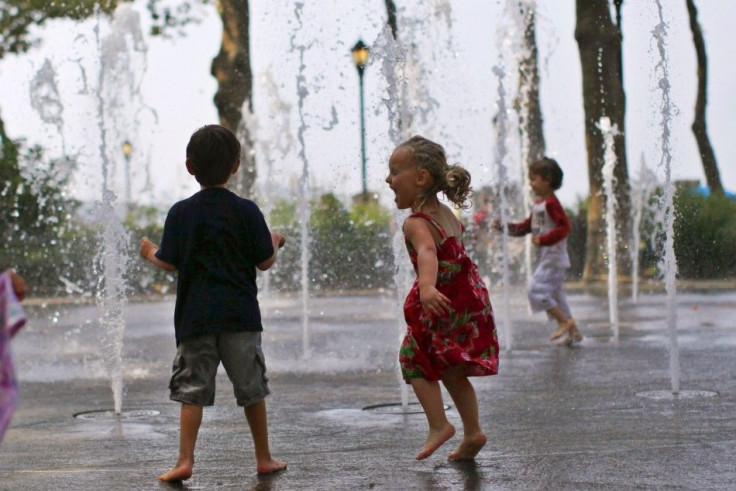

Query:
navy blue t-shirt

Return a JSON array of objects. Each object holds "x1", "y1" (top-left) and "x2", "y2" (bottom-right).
[{"x1": 156, "y1": 187, "x2": 274, "y2": 345}]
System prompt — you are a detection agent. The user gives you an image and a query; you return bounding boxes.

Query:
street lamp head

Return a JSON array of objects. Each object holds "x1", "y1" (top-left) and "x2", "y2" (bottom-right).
[
  {"x1": 351, "y1": 40, "x2": 370, "y2": 74},
  {"x1": 122, "y1": 140, "x2": 132, "y2": 160}
]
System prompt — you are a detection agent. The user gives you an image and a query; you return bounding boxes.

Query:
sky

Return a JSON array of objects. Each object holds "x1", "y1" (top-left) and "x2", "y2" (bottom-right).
[{"x1": 0, "y1": 0, "x2": 734, "y2": 211}]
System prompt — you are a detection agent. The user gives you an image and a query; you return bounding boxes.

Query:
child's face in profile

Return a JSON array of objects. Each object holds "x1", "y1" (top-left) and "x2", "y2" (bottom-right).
[
  {"x1": 386, "y1": 147, "x2": 421, "y2": 210},
  {"x1": 529, "y1": 173, "x2": 552, "y2": 198}
]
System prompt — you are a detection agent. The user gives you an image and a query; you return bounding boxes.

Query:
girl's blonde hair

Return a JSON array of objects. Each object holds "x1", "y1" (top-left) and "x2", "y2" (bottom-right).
[{"x1": 398, "y1": 135, "x2": 473, "y2": 210}]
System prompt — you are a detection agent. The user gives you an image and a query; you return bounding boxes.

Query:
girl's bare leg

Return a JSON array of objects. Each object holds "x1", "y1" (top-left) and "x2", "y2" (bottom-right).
[
  {"x1": 158, "y1": 403, "x2": 202, "y2": 482},
  {"x1": 442, "y1": 367, "x2": 486, "y2": 460},
  {"x1": 244, "y1": 399, "x2": 287, "y2": 474},
  {"x1": 410, "y1": 378, "x2": 456, "y2": 460}
]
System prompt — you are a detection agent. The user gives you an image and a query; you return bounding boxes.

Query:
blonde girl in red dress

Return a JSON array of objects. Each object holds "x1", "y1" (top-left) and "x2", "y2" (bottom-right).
[{"x1": 386, "y1": 136, "x2": 499, "y2": 461}]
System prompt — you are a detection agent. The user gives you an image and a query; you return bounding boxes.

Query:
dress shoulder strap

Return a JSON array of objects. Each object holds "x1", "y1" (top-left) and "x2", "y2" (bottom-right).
[{"x1": 408, "y1": 212, "x2": 448, "y2": 239}]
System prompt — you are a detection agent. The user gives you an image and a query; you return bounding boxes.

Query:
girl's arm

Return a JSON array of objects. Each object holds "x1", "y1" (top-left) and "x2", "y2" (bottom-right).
[
  {"x1": 404, "y1": 217, "x2": 451, "y2": 316},
  {"x1": 140, "y1": 237, "x2": 177, "y2": 272}
]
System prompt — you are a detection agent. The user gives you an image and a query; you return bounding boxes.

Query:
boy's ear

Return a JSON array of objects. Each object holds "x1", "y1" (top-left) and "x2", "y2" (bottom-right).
[
  {"x1": 231, "y1": 158, "x2": 241, "y2": 175},
  {"x1": 185, "y1": 158, "x2": 195, "y2": 176}
]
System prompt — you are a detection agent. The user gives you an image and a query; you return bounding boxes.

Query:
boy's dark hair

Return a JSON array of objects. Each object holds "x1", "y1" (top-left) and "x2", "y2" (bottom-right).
[
  {"x1": 186, "y1": 125, "x2": 241, "y2": 186},
  {"x1": 529, "y1": 157, "x2": 563, "y2": 190}
]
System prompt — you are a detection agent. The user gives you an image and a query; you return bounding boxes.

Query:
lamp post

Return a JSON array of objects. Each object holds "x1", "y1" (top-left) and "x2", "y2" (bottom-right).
[
  {"x1": 122, "y1": 140, "x2": 132, "y2": 205},
  {"x1": 351, "y1": 40, "x2": 370, "y2": 198}
]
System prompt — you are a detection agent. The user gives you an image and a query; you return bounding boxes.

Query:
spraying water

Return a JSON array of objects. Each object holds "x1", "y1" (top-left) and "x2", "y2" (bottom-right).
[
  {"x1": 652, "y1": 1, "x2": 680, "y2": 394},
  {"x1": 629, "y1": 156, "x2": 658, "y2": 303},
  {"x1": 598, "y1": 116, "x2": 620, "y2": 340},
  {"x1": 491, "y1": 65, "x2": 514, "y2": 352},
  {"x1": 90, "y1": 7, "x2": 148, "y2": 413},
  {"x1": 291, "y1": 2, "x2": 312, "y2": 359},
  {"x1": 373, "y1": 23, "x2": 412, "y2": 408}
]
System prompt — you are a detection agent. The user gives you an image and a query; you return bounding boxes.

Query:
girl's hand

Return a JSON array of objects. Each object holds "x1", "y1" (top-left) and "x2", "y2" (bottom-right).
[
  {"x1": 531, "y1": 235, "x2": 541, "y2": 245},
  {"x1": 491, "y1": 218, "x2": 502, "y2": 231},
  {"x1": 140, "y1": 237, "x2": 158, "y2": 260},
  {"x1": 419, "y1": 285, "x2": 451, "y2": 316},
  {"x1": 8, "y1": 269, "x2": 27, "y2": 301}
]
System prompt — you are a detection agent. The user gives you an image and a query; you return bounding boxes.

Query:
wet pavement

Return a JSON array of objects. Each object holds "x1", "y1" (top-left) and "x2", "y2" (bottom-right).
[{"x1": 1, "y1": 289, "x2": 735, "y2": 490}]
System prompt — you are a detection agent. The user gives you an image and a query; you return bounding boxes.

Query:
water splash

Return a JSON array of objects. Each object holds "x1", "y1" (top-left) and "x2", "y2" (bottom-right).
[
  {"x1": 90, "y1": 5, "x2": 150, "y2": 413},
  {"x1": 652, "y1": 1, "x2": 680, "y2": 394},
  {"x1": 373, "y1": 23, "x2": 412, "y2": 408},
  {"x1": 597, "y1": 116, "x2": 620, "y2": 340},
  {"x1": 249, "y1": 70, "x2": 293, "y2": 318},
  {"x1": 629, "y1": 155, "x2": 659, "y2": 303},
  {"x1": 291, "y1": 2, "x2": 312, "y2": 359},
  {"x1": 491, "y1": 65, "x2": 514, "y2": 352}
]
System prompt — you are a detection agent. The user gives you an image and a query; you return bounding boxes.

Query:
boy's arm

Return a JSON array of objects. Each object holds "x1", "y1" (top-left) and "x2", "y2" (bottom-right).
[
  {"x1": 404, "y1": 217, "x2": 451, "y2": 316},
  {"x1": 537, "y1": 197, "x2": 571, "y2": 246},
  {"x1": 493, "y1": 216, "x2": 532, "y2": 236},
  {"x1": 140, "y1": 237, "x2": 177, "y2": 272},
  {"x1": 257, "y1": 231, "x2": 286, "y2": 271}
]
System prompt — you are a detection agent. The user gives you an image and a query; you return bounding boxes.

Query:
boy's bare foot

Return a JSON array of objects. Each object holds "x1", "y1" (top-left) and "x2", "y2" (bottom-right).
[
  {"x1": 416, "y1": 424, "x2": 456, "y2": 460},
  {"x1": 550, "y1": 319, "x2": 575, "y2": 340},
  {"x1": 569, "y1": 326, "x2": 583, "y2": 343},
  {"x1": 157, "y1": 462, "x2": 193, "y2": 482},
  {"x1": 257, "y1": 458, "x2": 288, "y2": 475},
  {"x1": 448, "y1": 432, "x2": 487, "y2": 460},
  {"x1": 555, "y1": 326, "x2": 583, "y2": 347}
]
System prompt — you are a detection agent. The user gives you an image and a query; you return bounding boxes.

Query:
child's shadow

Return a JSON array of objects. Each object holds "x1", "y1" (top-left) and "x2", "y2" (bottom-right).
[
  {"x1": 448, "y1": 460, "x2": 482, "y2": 490},
  {"x1": 156, "y1": 472, "x2": 284, "y2": 491}
]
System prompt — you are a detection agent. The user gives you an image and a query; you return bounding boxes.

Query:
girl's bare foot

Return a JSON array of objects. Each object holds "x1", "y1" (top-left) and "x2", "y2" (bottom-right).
[
  {"x1": 550, "y1": 318, "x2": 575, "y2": 340},
  {"x1": 157, "y1": 461, "x2": 193, "y2": 482},
  {"x1": 416, "y1": 424, "x2": 456, "y2": 460},
  {"x1": 257, "y1": 458, "x2": 288, "y2": 475},
  {"x1": 448, "y1": 432, "x2": 487, "y2": 460}
]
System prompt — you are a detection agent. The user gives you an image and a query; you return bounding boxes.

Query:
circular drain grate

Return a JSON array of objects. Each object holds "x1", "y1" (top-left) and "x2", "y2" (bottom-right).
[
  {"x1": 635, "y1": 389, "x2": 719, "y2": 400},
  {"x1": 73, "y1": 408, "x2": 161, "y2": 420},
  {"x1": 363, "y1": 402, "x2": 450, "y2": 415}
]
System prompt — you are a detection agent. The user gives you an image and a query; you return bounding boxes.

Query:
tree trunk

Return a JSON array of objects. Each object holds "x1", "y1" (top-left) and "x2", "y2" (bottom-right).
[
  {"x1": 515, "y1": 3, "x2": 545, "y2": 168},
  {"x1": 384, "y1": 0, "x2": 398, "y2": 40},
  {"x1": 575, "y1": 0, "x2": 632, "y2": 282},
  {"x1": 686, "y1": 0, "x2": 723, "y2": 194},
  {"x1": 211, "y1": 0, "x2": 256, "y2": 197}
]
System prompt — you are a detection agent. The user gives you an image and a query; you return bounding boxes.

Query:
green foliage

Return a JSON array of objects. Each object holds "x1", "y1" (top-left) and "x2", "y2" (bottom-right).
[
  {"x1": 265, "y1": 193, "x2": 394, "y2": 293},
  {"x1": 0, "y1": 0, "x2": 121, "y2": 59},
  {"x1": 146, "y1": 0, "x2": 212, "y2": 37},
  {"x1": 0, "y1": 121, "x2": 91, "y2": 296},
  {"x1": 673, "y1": 190, "x2": 736, "y2": 279}
]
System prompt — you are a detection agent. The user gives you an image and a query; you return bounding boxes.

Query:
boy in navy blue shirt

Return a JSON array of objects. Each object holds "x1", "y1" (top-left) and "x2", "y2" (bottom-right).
[{"x1": 140, "y1": 124, "x2": 286, "y2": 481}]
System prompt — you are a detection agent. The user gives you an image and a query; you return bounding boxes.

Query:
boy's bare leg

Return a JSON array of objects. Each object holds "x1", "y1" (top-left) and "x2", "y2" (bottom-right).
[
  {"x1": 548, "y1": 306, "x2": 576, "y2": 340},
  {"x1": 441, "y1": 367, "x2": 486, "y2": 460},
  {"x1": 158, "y1": 403, "x2": 202, "y2": 482},
  {"x1": 410, "y1": 378, "x2": 456, "y2": 460},
  {"x1": 244, "y1": 399, "x2": 287, "y2": 474}
]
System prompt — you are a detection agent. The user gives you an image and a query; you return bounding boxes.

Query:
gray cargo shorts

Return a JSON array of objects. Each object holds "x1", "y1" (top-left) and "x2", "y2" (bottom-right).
[{"x1": 169, "y1": 331, "x2": 270, "y2": 407}]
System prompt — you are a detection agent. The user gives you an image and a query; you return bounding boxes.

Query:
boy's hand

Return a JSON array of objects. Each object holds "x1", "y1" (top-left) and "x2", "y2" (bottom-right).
[
  {"x1": 491, "y1": 218, "x2": 502, "y2": 231},
  {"x1": 531, "y1": 235, "x2": 541, "y2": 245},
  {"x1": 419, "y1": 285, "x2": 451, "y2": 316},
  {"x1": 272, "y1": 231, "x2": 286, "y2": 249},
  {"x1": 140, "y1": 237, "x2": 158, "y2": 260}
]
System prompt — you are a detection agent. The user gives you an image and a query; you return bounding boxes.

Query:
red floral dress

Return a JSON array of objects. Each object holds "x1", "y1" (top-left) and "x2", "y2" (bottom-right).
[{"x1": 400, "y1": 213, "x2": 499, "y2": 382}]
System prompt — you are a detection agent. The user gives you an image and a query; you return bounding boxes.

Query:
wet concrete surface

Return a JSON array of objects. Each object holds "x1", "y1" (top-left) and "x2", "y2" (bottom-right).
[{"x1": 1, "y1": 290, "x2": 735, "y2": 490}]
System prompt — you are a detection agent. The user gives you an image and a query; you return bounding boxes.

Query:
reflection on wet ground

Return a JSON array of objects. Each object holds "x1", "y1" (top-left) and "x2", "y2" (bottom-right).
[{"x1": 2, "y1": 290, "x2": 735, "y2": 489}]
